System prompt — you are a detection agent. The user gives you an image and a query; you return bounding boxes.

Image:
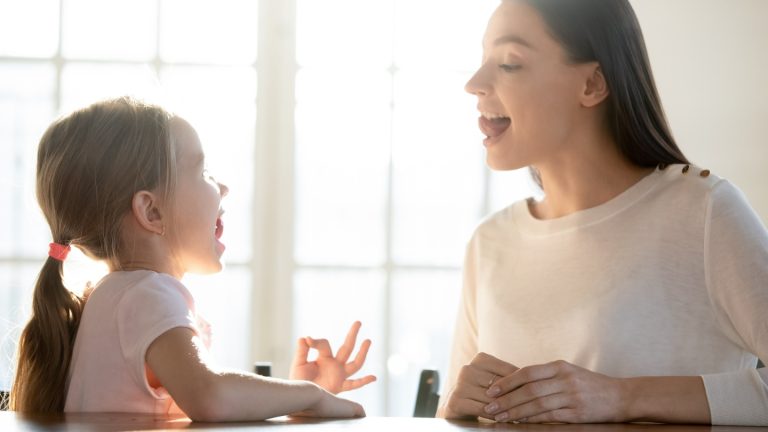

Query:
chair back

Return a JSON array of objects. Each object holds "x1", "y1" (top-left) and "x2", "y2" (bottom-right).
[
  {"x1": 0, "y1": 390, "x2": 9, "y2": 411},
  {"x1": 413, "y1": 369, "x2": 440, "y2": 417},
  {"x1": 254, "y1": 362, "x2": 272, "y2": 377}
]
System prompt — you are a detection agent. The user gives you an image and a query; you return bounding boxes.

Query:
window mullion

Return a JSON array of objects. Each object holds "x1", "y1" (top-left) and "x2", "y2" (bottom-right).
[{"x1": 251, "y1": 0, "x2": 297, "y2": 378}]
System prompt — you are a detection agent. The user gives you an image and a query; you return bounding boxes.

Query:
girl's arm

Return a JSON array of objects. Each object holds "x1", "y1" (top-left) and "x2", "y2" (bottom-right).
[{"x1": 145, "y1": 327, "x2": 364, "y2": 422}]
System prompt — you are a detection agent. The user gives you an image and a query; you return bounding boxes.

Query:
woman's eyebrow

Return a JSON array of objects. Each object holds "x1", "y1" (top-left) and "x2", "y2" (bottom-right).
[{"x1": 492, "y1": 34, "x2": 536, "y2": 50}]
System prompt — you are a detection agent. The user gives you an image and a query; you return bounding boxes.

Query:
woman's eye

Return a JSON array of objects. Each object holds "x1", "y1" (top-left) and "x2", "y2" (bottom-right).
[
  {"x1": 203, "y1": 169, "x2": 216, "y2": 181},
  {"x1": 499, "y1": 64, "x2": 522, "y2": 72}
]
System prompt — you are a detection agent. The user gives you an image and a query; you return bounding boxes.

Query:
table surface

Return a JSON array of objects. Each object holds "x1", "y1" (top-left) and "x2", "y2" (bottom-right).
[{"x1": 3, "y1": 412, "x2": 767, "y2": 432}]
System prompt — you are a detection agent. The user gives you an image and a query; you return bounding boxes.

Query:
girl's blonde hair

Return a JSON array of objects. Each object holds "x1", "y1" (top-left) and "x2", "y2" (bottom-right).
[{"x1": 11, "y1": 97, "x2": 176, "y2": 412}]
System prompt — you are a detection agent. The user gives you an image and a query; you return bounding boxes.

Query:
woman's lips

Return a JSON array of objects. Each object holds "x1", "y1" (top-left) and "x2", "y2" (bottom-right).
[{"x1": 478, "y1": 116, "x2": 511, "y2": 138}]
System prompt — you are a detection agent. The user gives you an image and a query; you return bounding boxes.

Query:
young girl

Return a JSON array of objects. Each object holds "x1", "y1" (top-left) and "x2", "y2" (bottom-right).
[
  {"x1": 11, "y1": 97, "x2": 376, "y2": 421},
  {"x1": 440, "y1": 0, "x2": 767, "y2": 426}
]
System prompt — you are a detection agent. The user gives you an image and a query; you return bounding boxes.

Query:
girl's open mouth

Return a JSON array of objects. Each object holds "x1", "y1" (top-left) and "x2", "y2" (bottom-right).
[{"x1": 215, "y1": 217, "x2": 224, "y2": 240}]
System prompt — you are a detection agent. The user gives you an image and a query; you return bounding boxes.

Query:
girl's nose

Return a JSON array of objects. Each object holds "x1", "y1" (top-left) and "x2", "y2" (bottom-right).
[{"x1": 218, "y1": 182, "x2": 229, "y2": 197}]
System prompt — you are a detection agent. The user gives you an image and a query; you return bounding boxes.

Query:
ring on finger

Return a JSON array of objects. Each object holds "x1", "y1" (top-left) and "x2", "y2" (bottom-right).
[{"x1": 488, "y1": 374, "x2": 498, "y2": 388}]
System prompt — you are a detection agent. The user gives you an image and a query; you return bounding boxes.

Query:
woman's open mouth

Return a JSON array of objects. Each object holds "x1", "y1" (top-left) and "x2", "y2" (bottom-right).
[{"x1": 478, "y1": 112, "x2": 511, "y2": 142}]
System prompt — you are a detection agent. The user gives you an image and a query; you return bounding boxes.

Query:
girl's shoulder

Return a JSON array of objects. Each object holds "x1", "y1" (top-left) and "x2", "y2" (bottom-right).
[{"x1": 90, "y1": 270, "x2": 194, "y2": 309}]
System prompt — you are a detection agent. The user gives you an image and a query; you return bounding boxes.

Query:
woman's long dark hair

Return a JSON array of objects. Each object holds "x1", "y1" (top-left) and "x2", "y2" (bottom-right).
[{"x1": 520, "y1": 0, "x2": 689, "y2": 176}]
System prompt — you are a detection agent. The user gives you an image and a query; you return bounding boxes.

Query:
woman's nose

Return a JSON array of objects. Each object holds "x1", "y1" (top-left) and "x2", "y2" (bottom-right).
[
  {"x1": 218, "y1": 182, "x2": 229, "y2": 197},
  {"x1": 465, "y1": 65, "x2": 490, "y2": 96}
]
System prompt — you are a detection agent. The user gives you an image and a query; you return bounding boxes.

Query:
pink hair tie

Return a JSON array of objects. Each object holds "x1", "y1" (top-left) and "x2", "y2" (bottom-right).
[{"x1": 48, "y1": 242, "x2": 71, "y2": 261}]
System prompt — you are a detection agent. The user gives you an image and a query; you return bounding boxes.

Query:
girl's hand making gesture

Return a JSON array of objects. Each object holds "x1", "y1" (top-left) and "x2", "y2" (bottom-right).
[{"x1": 290, "y1": 321, "x2": 376, "y2": 394}]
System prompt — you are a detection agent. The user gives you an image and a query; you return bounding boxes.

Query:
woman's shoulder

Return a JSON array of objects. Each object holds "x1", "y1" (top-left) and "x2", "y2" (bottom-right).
[
  {"x1": 635, "y1": 164, "x2": 767, "y2": 239},
  {"x1": 654, "y1": 163, "x2": 750, "y2": 209},
  {"x1": 656, "y1": 163, "x2": 722, "y2": 192},
  {"x1": 470, "y1": 198, "x2": 531, "y2": 242}
]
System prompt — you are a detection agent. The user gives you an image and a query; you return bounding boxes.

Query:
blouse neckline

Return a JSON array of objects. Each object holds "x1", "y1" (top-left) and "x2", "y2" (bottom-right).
[{"x1": 513, "y1": 166, "x2": 665, "y2": 236}]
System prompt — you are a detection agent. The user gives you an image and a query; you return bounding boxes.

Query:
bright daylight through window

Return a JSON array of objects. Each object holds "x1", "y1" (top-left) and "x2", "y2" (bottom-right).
[{"x1": 0, "y1": 0, "x2": 535, "y2": 416}]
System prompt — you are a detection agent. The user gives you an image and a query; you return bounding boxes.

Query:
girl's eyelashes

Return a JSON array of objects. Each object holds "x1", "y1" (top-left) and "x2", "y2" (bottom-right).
[
  {"x1": 203, "y1": 168, "x2": 216, "y2": 182},
  {"x1": 499, "y1": 63, "x2": 522, "y2": 72}
]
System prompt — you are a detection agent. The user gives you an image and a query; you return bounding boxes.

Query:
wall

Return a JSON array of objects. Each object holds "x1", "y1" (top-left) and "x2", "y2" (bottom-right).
[{"x1": 630, "y1": 0, "x2": 768, "y2": 225}]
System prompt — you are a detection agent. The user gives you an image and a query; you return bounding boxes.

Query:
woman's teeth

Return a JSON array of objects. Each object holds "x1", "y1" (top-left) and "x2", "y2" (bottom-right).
[{"x1": 481, "y1": 112, "x2": 509, "y2": 120}]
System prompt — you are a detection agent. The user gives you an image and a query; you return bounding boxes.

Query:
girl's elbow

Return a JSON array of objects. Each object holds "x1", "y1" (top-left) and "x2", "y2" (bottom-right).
[
  {"x1": 181, "y1": 396, "x2": 228, "y2": 422},
  {"x1": 185, "y1": 406, "x2": 225, "y2": 423},
  {"x1": 176, "y1": 379, "x2": 241, "y2": 422}
]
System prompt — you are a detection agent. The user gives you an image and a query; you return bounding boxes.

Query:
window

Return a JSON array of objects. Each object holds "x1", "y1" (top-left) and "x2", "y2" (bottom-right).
[
  {"x1": 0, "y1": 0, "x2": 536, "y2": 416},
  {"x1": 291, "y1": 0, "x2": 537, "y2": 415}
]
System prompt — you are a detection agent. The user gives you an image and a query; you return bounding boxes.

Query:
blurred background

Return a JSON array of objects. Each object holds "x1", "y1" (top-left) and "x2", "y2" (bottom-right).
[{"x1": 0, "y1": 0, "x2": 766, "y2": 416}]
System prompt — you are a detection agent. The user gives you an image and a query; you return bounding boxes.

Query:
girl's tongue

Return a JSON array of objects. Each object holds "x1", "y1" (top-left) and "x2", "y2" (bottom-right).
[{"x1": 479, "y1": 116, "x2": 511, "y2": 138}]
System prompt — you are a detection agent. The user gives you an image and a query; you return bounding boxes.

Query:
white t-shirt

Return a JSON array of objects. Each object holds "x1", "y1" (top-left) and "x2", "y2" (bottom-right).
[
  {"x1": 65, "y1": 270, "x2": 204, "y2": 414},
  {"x1": 442, "y1": 165, "x2": 768, "y2": 425}
]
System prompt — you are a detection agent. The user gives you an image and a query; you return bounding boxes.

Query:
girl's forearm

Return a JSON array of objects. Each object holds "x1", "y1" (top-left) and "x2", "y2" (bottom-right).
[
  {"x1": 620, "y1": 376, "x2": 711, "y2": 424},
  {"x1": 188, "y1": 372, "x2": 322, "y2": 422},
  {"x1": 146, "y1": 328, "x2": 362, "y2": 422}
]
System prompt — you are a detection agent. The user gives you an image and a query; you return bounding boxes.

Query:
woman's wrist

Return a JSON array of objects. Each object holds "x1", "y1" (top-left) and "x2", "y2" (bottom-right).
[
  {"x1": 617, "y1": 376, "x2": 643, "y2": 422},
  {"x1": 618, "y1": 376, "x2": 711, "y2": 424}
]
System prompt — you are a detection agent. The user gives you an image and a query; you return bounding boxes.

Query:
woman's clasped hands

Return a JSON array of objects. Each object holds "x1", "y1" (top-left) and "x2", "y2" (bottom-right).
[{"x1": 443, "y1": 353, "x2": 626, "y2": 424}]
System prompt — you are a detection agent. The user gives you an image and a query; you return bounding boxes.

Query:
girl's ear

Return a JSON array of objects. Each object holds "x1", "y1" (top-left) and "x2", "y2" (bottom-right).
[
  {"x1": 580, "y1": 63, "x2": 610, "y2": 108},
  {"x1": 131, "y1": 190, "x2": 165, "y2": 236}
]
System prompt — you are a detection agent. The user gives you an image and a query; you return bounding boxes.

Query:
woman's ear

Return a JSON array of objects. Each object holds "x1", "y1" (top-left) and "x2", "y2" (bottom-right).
[
  {"x1": 580, "y1": 63, "x2": 610, "y2": 108},
  {"x1": 131, "y1": 190, "x2": 165, "y2": 236}
]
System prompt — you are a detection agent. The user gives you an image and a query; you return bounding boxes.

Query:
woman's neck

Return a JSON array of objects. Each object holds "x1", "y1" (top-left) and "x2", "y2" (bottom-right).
[{"x1": 530, "y1": 134, "x2": 654, "y2": 220}]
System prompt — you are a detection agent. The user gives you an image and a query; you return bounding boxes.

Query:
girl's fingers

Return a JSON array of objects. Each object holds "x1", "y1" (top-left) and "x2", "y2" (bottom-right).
[
  {"x1": 335, "y1": 321, "x2": 362, "y2": 363},
  {"x1": 291, "y1": 337, "x2": 310, "y2": 367},
  {"x1": 344, "y1": 339, "x2": 371, "y2": 375},
  {"x1": 340, "y1": 374, "x2": 377, "y2": 392},
  {"x1": 306, "y1": 337, "x2": 334, "y2": 358}
]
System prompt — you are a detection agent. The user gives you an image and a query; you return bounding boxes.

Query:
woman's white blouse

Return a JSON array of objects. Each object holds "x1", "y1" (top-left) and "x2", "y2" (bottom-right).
[{"x1": 442, "y1": 165, "x2": 768, "y2": 425}]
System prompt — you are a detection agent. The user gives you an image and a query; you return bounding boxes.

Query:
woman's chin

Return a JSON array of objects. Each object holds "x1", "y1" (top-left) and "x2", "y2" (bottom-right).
[{"x1": 485, "y1": 154, "x2": 527, "y2": 171}]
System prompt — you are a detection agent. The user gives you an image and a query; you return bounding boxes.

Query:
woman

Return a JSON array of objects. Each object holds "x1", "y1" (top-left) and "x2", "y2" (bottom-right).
[{"x1": 439, "y1": 0, "x2": 767, "y2": 425}]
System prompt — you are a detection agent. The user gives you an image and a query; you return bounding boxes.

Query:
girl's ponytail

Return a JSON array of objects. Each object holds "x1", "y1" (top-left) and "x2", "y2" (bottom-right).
[
  {"x1": 11, "y1": 251, "x2": 85, "y2": 412},
  {"x1": 10, "y1": 97, "x2": 173, "y2": 413}
]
